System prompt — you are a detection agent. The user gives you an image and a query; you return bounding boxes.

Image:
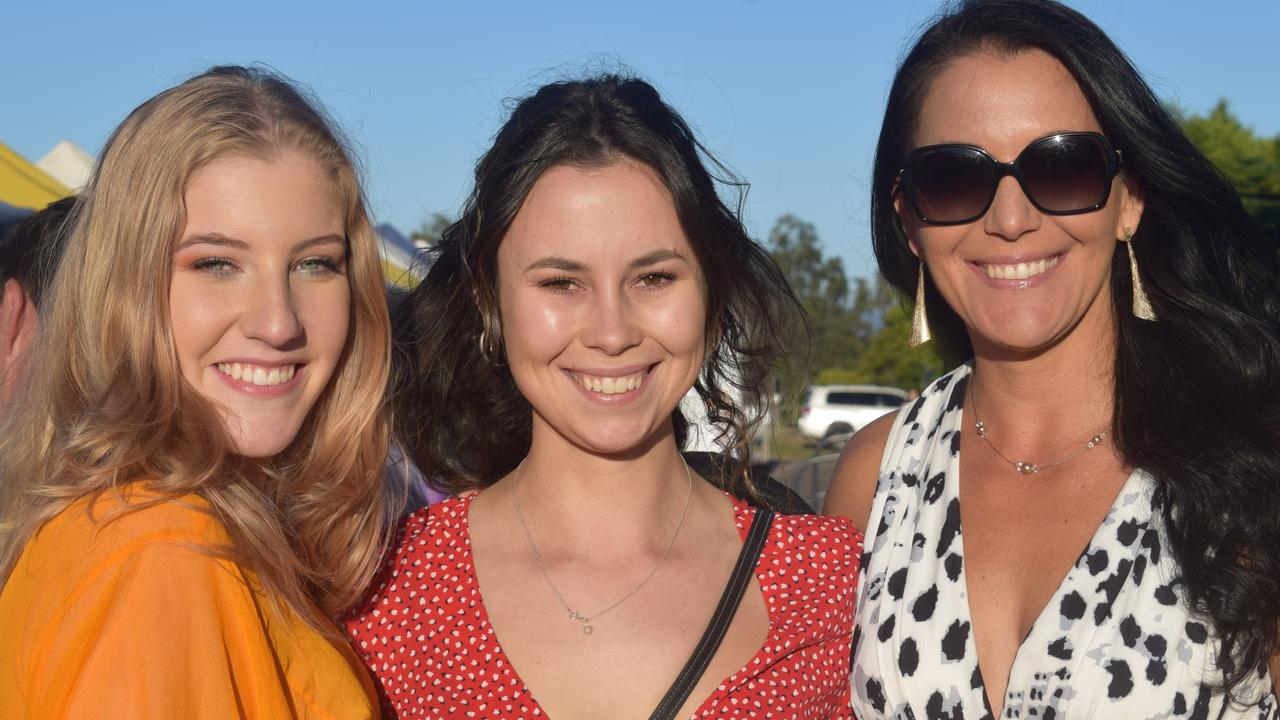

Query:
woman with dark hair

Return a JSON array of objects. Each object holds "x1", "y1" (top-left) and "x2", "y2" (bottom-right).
[
  {"x1": 824, "y1": 0, "x2": 1279, "y2": 717},
  {"x1": 344, "y1": 75, "x2": 861, "y2": 717}
]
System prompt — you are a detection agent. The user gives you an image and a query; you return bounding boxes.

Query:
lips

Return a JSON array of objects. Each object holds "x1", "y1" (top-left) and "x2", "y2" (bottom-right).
[{"x1": 215, "y1": 362, "x2": 299, "y2": 387}]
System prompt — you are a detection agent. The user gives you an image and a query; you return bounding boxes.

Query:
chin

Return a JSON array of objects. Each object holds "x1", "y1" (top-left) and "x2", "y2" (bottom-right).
[
  {"x1": 225, "y1": 425, "x2": 303, "y2": 459},
  {"x1": 570, "y1": 422, "x2": 663, "y2": 457}
]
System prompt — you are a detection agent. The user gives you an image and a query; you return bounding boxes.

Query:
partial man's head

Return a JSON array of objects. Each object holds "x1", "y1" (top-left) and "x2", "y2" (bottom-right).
[{"x1": 1, "y1": 197, "x2": 74, "y2": 403}]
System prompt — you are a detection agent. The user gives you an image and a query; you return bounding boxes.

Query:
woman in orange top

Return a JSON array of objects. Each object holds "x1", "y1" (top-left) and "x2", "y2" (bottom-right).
[{"x1": 0, "y1": 66, "x2": 394, "y2": 718}]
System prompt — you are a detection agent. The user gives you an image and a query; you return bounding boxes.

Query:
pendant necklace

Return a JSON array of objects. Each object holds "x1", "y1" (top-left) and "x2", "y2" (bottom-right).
[
  {"x1": 511, "y1": 458, "x2": 693, "y2": 635},
  {"x1": 970, "y1": 386, "x2": 1109, "y2": 475}
]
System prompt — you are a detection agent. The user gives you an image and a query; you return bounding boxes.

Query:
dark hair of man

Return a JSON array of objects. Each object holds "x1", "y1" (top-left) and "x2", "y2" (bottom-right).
[
  {"x1": 0, "y1": 197, "x2": 75, "y2": 308},
  {"x1": 870, "y1": 0, "x2": 1280, "y2": 698},
  {"x1": 393, "y1": 74, "x2": 803, "y2": 500}
]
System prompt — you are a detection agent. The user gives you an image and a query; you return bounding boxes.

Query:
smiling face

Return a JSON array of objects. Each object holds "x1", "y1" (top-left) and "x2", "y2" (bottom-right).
[
  {"x1": 496, "y1": 159, "x2": 707, "y2": 456},
  {"x1": 170, "y1": 150, "x2": 350, "y2": 458},
  {"x1": 898, "y1": 49, "x2": 1143, "y2": 353}
]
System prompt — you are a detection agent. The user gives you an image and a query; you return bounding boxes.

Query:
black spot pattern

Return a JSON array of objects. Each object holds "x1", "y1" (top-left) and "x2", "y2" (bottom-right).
[
  {"x1": 1046, "y1": 637, "x2": 1072, "y2": 661},
  {"x1": 1105, "y1": 659, "x2": 1135, "y2": 698},
  {"x1": 941, "y1": 620, "x2": 969, "y2": 662},
  {"x1": 851, "y1": 364, "x2": 1277, "y2": 720},
  {"x1": 899, "y1": 637, "x2": 919, "y2": 676},
  {"x1": 1060, "y1": 591, "x2": 1086, "y2": 620},
  {"x1": 912, "y1": 586, "x2": 939, "y2": 622}
]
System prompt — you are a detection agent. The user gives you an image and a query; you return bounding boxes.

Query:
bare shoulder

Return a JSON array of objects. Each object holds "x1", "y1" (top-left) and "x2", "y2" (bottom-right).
[{"x1": 820, "y1": 411, "x2": 897, "y2": 533}]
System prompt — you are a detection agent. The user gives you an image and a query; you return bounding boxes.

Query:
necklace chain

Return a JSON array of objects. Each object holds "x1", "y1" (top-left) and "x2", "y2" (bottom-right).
[
  {"x1": 970, "y1": 386, "x2": 1109, "y2": 475},
  {"x1": 511, "y1": 458, "x2": 693, "y2": 635}
]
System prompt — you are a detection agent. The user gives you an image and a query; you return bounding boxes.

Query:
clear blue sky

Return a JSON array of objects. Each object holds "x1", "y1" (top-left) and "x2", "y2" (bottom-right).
[{"x1": 5, "y1": 0, "x2": 1276, "y2": 280}]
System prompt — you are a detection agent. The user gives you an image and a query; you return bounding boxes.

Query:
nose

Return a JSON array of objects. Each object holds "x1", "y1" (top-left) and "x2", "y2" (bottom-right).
[
  {"x1": 580, "y1": 287, "x2": 642, "y2": 355},
  {"x1": 983, "y1": 175, "x2": 1041, "y2": 241},
  {"x1": 239, "y1": 273, "x2": 304, "y2": 347}
]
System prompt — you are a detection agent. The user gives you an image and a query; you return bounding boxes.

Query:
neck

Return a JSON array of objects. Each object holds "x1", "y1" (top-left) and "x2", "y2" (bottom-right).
[
  {"x1": 508, "y1": 417, "x2": 693, "y2": 551},
  {"x1": 968, "y1": 295, "x2": 1117, "y2": 444}
]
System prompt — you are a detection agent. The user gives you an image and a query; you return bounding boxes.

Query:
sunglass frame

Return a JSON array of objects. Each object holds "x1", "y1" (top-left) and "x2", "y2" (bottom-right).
[{"x1": 897, "y1": 131, "x2": 1124, "y2": 226}]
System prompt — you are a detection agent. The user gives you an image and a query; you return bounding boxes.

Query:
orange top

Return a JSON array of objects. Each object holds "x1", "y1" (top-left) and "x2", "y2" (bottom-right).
[{"x1": 0, "y1": 485, "x2": 380, "y2": 719}]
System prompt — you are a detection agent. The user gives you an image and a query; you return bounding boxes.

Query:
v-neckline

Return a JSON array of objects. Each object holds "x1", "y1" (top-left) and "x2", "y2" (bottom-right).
[
  {"x1": 459, "y1": 492, "x2": 775, "y2": 719},
  {"x1": 946, "y1": 372, "x2": 1142, "y2": 718}
]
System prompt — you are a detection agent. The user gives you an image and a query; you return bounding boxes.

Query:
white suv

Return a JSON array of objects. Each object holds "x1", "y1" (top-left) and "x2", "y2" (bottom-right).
[{"x1": 798, "y1": 385, "x2": 908, "y2": 440}]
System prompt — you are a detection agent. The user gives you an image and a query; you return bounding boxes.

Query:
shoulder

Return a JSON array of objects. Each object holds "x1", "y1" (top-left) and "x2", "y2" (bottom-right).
[
  {"x1": 17, "y1": 484, "x2": 229, "y2": 579},
  {"x1": 822, "y1": 411, "x2": 897, "y2": 529},
  {"x1": 392, "y1": 495, "x2": 468, "y2": 551},
  {"x1": 753, "y1": 509, "x2": 862, "y2": 628},
  {"x1": 766, "y1": 511, "x2": 863, "y2": 565},
  {"x1": 349, "y1": 497, "x2": 470, "y2": 613}
]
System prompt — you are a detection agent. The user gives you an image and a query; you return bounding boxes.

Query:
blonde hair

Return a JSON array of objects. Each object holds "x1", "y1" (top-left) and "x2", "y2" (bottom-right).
[{"x1": 0, "y1": 66, "x2": 395, "y2": 627}]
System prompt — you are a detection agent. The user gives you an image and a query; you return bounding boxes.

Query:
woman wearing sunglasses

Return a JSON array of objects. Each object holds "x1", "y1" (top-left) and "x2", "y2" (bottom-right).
[
  {"x1": 0, "y1": 67, "x2": 393, "y2": 717},
  {"x1": 825, "y1": 0, "x2": 1279, "y2": 717}
]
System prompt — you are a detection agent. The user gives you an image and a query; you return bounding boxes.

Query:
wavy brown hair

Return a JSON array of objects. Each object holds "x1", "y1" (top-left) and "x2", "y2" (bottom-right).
[
  {"x1": 0, "y1": 66, "x2": 394, "y2": 627},
  {"x1": 394, "y1": 75, "x2": 803, "y2": 498}
]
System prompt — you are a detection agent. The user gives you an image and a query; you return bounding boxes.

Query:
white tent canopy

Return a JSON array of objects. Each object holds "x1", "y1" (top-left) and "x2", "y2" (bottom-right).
[{"x1": 37, "y1": 141, "x2": 93, "y2": 192}]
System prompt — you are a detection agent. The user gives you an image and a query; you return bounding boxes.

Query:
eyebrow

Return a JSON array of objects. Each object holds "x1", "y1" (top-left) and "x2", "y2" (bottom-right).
[
  {"x1": 175, "y1": 232, "x2": 346, "y2": 253},
  {"x1": 523, "y1": 248, "x2": 689, "y2": 273}
]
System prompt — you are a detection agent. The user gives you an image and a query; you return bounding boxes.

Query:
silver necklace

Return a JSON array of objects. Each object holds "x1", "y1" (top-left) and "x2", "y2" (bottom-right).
[
  {"x1": 970, "y1": 388, "x2": 1109, "y2": 475},
  {"x1": 511, "y1": 458, "x2": 693, "y2": 635}
]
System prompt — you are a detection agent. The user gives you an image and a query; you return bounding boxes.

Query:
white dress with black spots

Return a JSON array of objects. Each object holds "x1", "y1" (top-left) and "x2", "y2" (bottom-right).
[{"x1": 851, "y1": 364, "x2": 1277, "y2": 719}]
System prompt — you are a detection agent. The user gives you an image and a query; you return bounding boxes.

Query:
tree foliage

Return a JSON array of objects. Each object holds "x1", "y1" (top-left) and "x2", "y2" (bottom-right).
[
  {"x1": 1180, "y1": 100, "x2": 1280, "y2": 237},
  {"x1": 410, "y1": 212, "x2": 453, "y2": 248},
  {"x1": 764, "y1": 214, "x2": 926, "y2": 395}
]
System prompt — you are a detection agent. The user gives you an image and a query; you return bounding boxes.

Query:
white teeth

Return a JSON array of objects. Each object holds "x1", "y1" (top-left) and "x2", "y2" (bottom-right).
[
  {"x1": 216, "y1": 363, "x2": 298, "y2": 387},
  {"x1": 574, "y1": 371, "x2": 647, "y2": 395},
  {"x1": 984, "y1": 256, "x2": 1059, "y2": 280}
]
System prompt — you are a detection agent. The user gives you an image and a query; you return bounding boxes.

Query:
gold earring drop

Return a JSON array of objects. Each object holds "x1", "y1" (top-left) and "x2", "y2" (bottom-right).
[
  {"x1": 909, "y1": 262, "x2": 932, "y2": 347},
  {"x1": 1121, "y1": 232, "x2": 1156, "y2": 321}
]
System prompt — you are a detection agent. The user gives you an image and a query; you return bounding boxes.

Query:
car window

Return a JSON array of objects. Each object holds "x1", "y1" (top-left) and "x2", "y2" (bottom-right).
[
  {"x1": 824, "y1": 391, "x2": 906, "y2": 406},
  {"x1": 827, "y1": 392, "x2": 877, "y2": 405}
]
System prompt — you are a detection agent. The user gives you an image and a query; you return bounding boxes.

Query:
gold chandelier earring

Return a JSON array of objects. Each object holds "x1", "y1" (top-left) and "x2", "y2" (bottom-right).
[
  {"x1": 909, "y1": 261, "x2": 932, "y2": 347},
  {"x1": 1121, "y1": 231, "x2": 1157, "y2": 321}
]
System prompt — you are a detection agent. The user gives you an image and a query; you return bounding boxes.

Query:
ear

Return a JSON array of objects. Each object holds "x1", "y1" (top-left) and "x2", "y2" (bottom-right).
[
  {"x1": 891, "y1": 184, "x2": 924, "y2": 259},
  {"x1": 1, "y1": 279, "x2": 38, "y2": 386},
  {"x1": 1115, "y1": 172, "x2": 1146, "y2": 239}
]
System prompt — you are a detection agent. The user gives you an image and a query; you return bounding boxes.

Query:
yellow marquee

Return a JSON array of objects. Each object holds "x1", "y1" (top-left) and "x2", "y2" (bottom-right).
[{"x1": 0, "y1": 141, "x2": 70, "y2": 210}]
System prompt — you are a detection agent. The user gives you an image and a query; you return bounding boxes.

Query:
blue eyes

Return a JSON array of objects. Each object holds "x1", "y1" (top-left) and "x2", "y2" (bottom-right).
[{"x1": 189, "y1": 256, "x2": 345, "y2": 277}]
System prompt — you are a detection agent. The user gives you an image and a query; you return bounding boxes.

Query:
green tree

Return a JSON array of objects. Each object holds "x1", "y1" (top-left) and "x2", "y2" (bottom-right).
[
  {"x1": 764, "y1": 214, "x2": 861, "y2": 381},
  {"x1": 410, "y1": 212, "x2": 453, "y2": 248},
  {"x1": 1180, "y1": 100, "x2": 1280, "y2": 236},
  {"x1": 848, "y1": 303, "x2": 945, "y2": 391}
]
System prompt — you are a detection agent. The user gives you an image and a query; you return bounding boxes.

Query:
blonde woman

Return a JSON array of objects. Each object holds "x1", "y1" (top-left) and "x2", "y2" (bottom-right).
[{"x1": 0, "y1": 66, "x2": 394, "y2": 718}]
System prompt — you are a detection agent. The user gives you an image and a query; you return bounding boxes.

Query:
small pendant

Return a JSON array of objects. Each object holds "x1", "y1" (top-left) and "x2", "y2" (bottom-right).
[
  {"x1": 583, "y1": 624, "x2": 593, "y2": 635},
  {"x1": 1015, "y1": 462, "x2": 1040, "y2": 475}
]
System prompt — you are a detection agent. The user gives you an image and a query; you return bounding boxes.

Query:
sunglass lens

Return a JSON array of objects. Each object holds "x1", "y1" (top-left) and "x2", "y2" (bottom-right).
[
  {"x1": 909, "y1": 147, "x2": 995, "y2": 223},
  {"x1": 1020, "y1": 135, "x2": 1109, "y2": 213}
]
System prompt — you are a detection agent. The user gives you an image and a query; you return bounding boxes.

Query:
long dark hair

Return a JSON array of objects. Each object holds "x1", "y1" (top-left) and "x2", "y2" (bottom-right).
[
  {"x1": 872, "y1": 0, "x2": 1280, "y2": 698},
  {"x1": 394, "y1": 75, "x2": 802, "y2": 498}
]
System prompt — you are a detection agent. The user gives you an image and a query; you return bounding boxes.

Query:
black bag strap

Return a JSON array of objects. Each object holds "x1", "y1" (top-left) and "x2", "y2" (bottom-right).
[{"x1": 648, "y1": 508, "x2": 775, "y2": 720}]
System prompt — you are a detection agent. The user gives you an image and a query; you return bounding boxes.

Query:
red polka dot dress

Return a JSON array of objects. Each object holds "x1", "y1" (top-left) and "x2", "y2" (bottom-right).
[{"x1": 344, "y1": 494, "x2": 863, "y2": 718}]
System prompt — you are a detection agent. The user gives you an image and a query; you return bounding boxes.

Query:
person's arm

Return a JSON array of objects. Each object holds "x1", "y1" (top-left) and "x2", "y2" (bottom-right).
[
  {"x1": 821, "y1": 412, "x2": 896, "y2": 533},
  {"x1": 1270, "y1": 651, "x2": 1279, "y2": 694}
]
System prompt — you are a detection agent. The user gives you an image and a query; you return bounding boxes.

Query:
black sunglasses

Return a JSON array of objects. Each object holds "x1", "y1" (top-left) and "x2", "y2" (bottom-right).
[{"x1": 897, "y1": 131, "x2": 1123, "y2": 225}]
